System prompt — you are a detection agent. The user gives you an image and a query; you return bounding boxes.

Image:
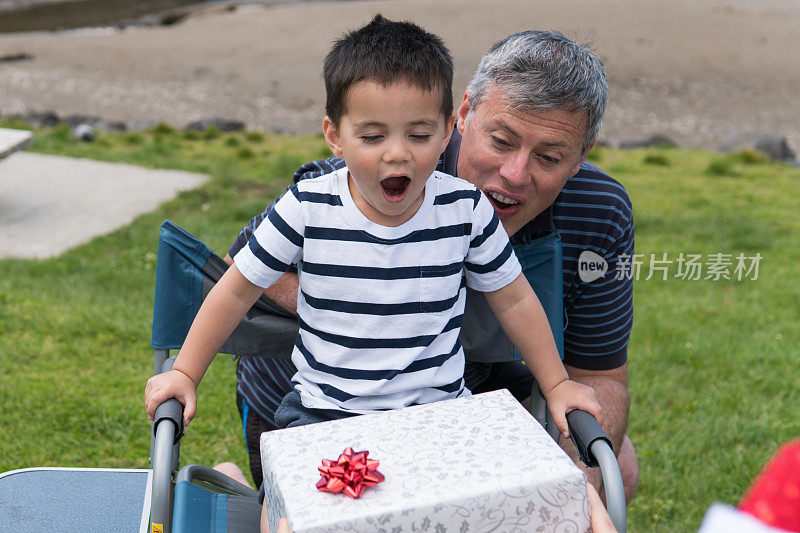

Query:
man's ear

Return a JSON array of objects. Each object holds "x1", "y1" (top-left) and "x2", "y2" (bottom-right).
[
  {"x1": 575, "y1": 141, "x2": 596, "y2": 168},
  {"x1": 455, "y1": 91, "x2": 471, "y2": 135},
  {"x1": 322, "y1": 116, "x2": 343, "y2": 157},
  {"x1": 573, "y1": 141, "x2": 595, "y2": 174}
]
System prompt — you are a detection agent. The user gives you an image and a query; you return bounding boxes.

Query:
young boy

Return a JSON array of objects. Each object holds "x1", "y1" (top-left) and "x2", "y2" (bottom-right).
[{"x1": 145, "y1": 15, "x2": 600, "y2": 442}]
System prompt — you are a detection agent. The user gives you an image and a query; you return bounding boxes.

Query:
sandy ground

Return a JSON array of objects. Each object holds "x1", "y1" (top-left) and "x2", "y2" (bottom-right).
[{"x1": 0, "y1": 0, "x2": 799, "y2": 151}]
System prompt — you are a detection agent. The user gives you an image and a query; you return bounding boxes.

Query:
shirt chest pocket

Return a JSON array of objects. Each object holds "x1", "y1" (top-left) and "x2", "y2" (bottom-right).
[{"x1": 419, "y1": 261, "x2": 465, "y2": 315}]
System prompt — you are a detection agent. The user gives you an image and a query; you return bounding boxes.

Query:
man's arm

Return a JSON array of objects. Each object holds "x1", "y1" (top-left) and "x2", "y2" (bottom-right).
[
  {"x1": 550, "y1": 166, "x2": 637, "y2": 500},
  {"x1": 565, "y1": 362, "x2": 628, "y2": 453},
  {"x1": 223, "y1": 253, "x2": 299, "y2": 316}
]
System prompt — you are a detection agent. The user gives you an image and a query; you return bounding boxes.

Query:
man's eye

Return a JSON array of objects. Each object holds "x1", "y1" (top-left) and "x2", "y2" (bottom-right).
[
  {"x1": 410, "y1": 134, "x2": 432, "y2": 142},
  {"x1": 491, "y1": 136, "x2": 510, "y2": 148},
  {"x1": 541, "y1": 155, "x2": 560, "y2": 165},
  {"x1": 360, "y1": 135, "x2": 382, "y2": 143}
]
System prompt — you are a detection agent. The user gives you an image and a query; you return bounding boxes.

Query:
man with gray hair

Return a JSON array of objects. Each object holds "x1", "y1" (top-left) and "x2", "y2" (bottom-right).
[{"x1": 227, "y1": 29, "x2": 638, "y2": 504}]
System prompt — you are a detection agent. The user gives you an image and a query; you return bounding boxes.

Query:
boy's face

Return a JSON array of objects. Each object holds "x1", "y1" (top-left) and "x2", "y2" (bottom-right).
[{"x1": 323, "y1": 80, "x2": 454, "y2": 227}]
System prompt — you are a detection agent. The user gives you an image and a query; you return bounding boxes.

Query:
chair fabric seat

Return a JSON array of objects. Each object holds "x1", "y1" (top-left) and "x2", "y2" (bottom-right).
[{"x1": 172, "y1": 480, "x2": 261, "y2": 533}]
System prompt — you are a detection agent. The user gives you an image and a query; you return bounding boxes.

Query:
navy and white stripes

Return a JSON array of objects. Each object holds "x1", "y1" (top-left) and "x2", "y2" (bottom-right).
[
  {"x1": 232, "y1": 139, "x2": 635, "y2": 423},
  {"x1": 554, "y1": 162, "x2": 633, "y2": 369},
  {"x1": 234, "y1": 167, "x2": 520, "y2": 413}
]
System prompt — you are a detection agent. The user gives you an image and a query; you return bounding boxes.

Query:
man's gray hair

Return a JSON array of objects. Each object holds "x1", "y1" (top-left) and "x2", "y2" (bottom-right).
[{"x1": 466, "y1": 30, "x2": 607, "y2": 154}]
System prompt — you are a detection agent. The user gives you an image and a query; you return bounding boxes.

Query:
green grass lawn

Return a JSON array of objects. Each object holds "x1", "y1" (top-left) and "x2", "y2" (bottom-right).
[{"x1": 1, "y1": 122, "x2": 798, "y2": 531}]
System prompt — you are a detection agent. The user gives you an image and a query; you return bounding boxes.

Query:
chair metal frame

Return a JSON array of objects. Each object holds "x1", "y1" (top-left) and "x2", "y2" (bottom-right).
[{"x1": 149, "y1": 221, "x2": 627, "y2": 532}]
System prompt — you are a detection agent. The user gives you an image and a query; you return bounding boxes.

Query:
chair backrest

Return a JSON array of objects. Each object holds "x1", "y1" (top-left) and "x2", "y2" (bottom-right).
[{"x1": 151, "y1": 220, "x2": 565, "y2": 362}]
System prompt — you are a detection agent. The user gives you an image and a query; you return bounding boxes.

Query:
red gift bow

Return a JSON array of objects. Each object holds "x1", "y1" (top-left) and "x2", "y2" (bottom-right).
[{"x1": 316, "y1": 447, "x2": 385, "y2": 498}]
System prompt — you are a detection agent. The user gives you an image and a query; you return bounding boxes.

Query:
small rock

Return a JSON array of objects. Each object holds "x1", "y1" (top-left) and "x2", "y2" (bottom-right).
[
  {"x1": 618, "y1": 134, "x2": 679, "y2": 149},
  {"x1": 160, "y1": 11, "x2": 189, "y2": 26},
  {"x1": 0, "y1": 53, "x2": 34, "y2": 63},
  {"x1": 719, "y1": 132, "x2": 797, "y2": 164},
  {"x1": 63, "y1": 114, "x2": 127, "y2": 132},
  {"x1": 186, "y1": 118, "x2": 245, "y2": 132},
  {"x1": 132, "y1": 14, "x2": 161, "y2": 27},
  {"x1": 104, "y1": 120, "x2": 128, "y2": 132},
  {"x1": 73, "y1": 124, "x2": 96, "y2": 142},
  {"x1": 25, "y1": 111, "x2": 60, "y2": 128}
]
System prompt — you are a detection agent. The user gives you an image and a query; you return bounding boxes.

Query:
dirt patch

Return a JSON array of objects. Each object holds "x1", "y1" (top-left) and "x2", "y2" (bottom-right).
[{"x1": 0, "y1": 0, "x2": 797, "y2": 151}]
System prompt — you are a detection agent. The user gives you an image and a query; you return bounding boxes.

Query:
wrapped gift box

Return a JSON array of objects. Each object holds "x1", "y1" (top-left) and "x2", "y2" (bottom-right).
[{"x1": 261, "y1": 389, "x2": 589, "y2": 532}]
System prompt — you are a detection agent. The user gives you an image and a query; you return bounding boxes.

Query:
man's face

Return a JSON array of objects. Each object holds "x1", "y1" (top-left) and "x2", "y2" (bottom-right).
[{"x1": 456, "y1": 85, "x2": 590, "y2": 236}]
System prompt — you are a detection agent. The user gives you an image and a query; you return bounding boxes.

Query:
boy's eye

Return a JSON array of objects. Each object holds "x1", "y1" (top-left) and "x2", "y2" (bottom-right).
[
  {"x1": 360, "y1": 135, "x2": 382, "y2": 143},
  {"x1": 410, "y1": 134, "x2": 432, "y2": 142}
]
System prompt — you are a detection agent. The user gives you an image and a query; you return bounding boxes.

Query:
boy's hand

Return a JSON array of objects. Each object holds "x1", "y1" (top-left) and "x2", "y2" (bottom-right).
[
  {"x1": 145, "y1": 369, "x2": 198, "y2": 426},
  {"x1": 544, "y1": 379, "x2": 602, "y2": 439}
]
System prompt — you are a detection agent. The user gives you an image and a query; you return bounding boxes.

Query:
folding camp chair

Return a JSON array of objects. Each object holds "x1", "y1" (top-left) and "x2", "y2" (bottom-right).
[{"x1": 149, "y1": 220, "x2": 627, "y2": 533}]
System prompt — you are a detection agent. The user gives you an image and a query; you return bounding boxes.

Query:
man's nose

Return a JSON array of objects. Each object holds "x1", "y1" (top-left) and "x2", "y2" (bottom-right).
[{"x1": 498, "y1": 152, "x2": 532, "y2": 187}]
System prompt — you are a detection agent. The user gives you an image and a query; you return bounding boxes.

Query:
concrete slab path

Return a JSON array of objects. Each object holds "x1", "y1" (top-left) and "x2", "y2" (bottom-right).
[
  {"x1": 0, "y1": 128, "x2": 33, "y2": 160},
  {"x1": 0, "y1": 152, "x2": 208, "y2": 258}
]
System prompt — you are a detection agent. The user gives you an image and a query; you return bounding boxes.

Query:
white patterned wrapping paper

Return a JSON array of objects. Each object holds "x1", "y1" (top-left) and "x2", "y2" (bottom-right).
[{"x1": 261, "y1": 389, "x2": 589, "y2": 532}]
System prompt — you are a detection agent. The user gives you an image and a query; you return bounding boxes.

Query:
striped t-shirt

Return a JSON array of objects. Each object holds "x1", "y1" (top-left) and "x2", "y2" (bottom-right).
[
  {"x1": 231, "y1": 129, "x2": 634, "y2": 424},
  {"x1": 233, "y1": 167, "x2": 521, "y2": 413}
]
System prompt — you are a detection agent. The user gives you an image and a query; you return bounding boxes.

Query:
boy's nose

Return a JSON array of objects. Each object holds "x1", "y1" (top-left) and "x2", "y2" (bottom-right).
[{"x1": 383, "y1": 139, "x2": 411, "y2": 163}]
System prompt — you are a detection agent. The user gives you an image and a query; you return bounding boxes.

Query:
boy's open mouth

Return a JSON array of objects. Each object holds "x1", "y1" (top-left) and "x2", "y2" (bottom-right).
[{"x1": 380, "y1": 176, "x2": 411, "y2": 203}]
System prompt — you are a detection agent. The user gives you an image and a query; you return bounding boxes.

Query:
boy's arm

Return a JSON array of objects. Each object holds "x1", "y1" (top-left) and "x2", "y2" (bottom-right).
[
  {"x1": 145, "y1": 265, "x2": 265, "y2": 423},
  {"x1": 483, "y1": 274, "x2": 602, "y2": 436},
  {"x1": 483, "y1": 275, "x2": 566, "y2": 393}
]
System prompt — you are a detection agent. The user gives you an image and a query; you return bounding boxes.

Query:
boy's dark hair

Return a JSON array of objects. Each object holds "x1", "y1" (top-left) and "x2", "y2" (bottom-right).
[{"x1": 324, "y1": 14, "x2": 453, "y2": 126}]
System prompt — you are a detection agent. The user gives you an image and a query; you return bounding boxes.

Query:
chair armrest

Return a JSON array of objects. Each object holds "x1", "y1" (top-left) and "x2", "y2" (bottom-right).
[
  {"x1": 151, "y1": 406, "x2": 179, "y2": 533},
  {"x1": 566, "y1": 409, "x2": 611, "y2": 468},
  {"x1": 153, "y1": 398, "x2": 185, "y2": 445},
  {"x1": 566, "y1": 410, "x2": 626, "y2": 533},
  {"x1": 176, "y1": 465, "x2": 259, "y2": 499},
  {"x1": 149, "y1": 354, "x2": 186, "y2": 533}
]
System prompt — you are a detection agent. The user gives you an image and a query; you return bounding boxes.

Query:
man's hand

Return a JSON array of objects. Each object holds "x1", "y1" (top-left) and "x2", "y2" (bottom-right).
[
  {"x1": 543, "y1": 379, "x2": 602, "y2": 439},
  {"x1": 145, "y1": 369, "x2": 197, "y2": 426}
]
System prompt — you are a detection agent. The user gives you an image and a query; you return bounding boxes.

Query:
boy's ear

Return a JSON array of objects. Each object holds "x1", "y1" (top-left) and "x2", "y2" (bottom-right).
[{"x1": 322, "y1": 116, "x2": 343, "y2": 158}]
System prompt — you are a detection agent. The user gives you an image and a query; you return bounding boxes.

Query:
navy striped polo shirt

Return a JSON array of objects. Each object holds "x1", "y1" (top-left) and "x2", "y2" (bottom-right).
[{"x1": 230, "y1": 129, "x2": 633, "y2": 420}]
